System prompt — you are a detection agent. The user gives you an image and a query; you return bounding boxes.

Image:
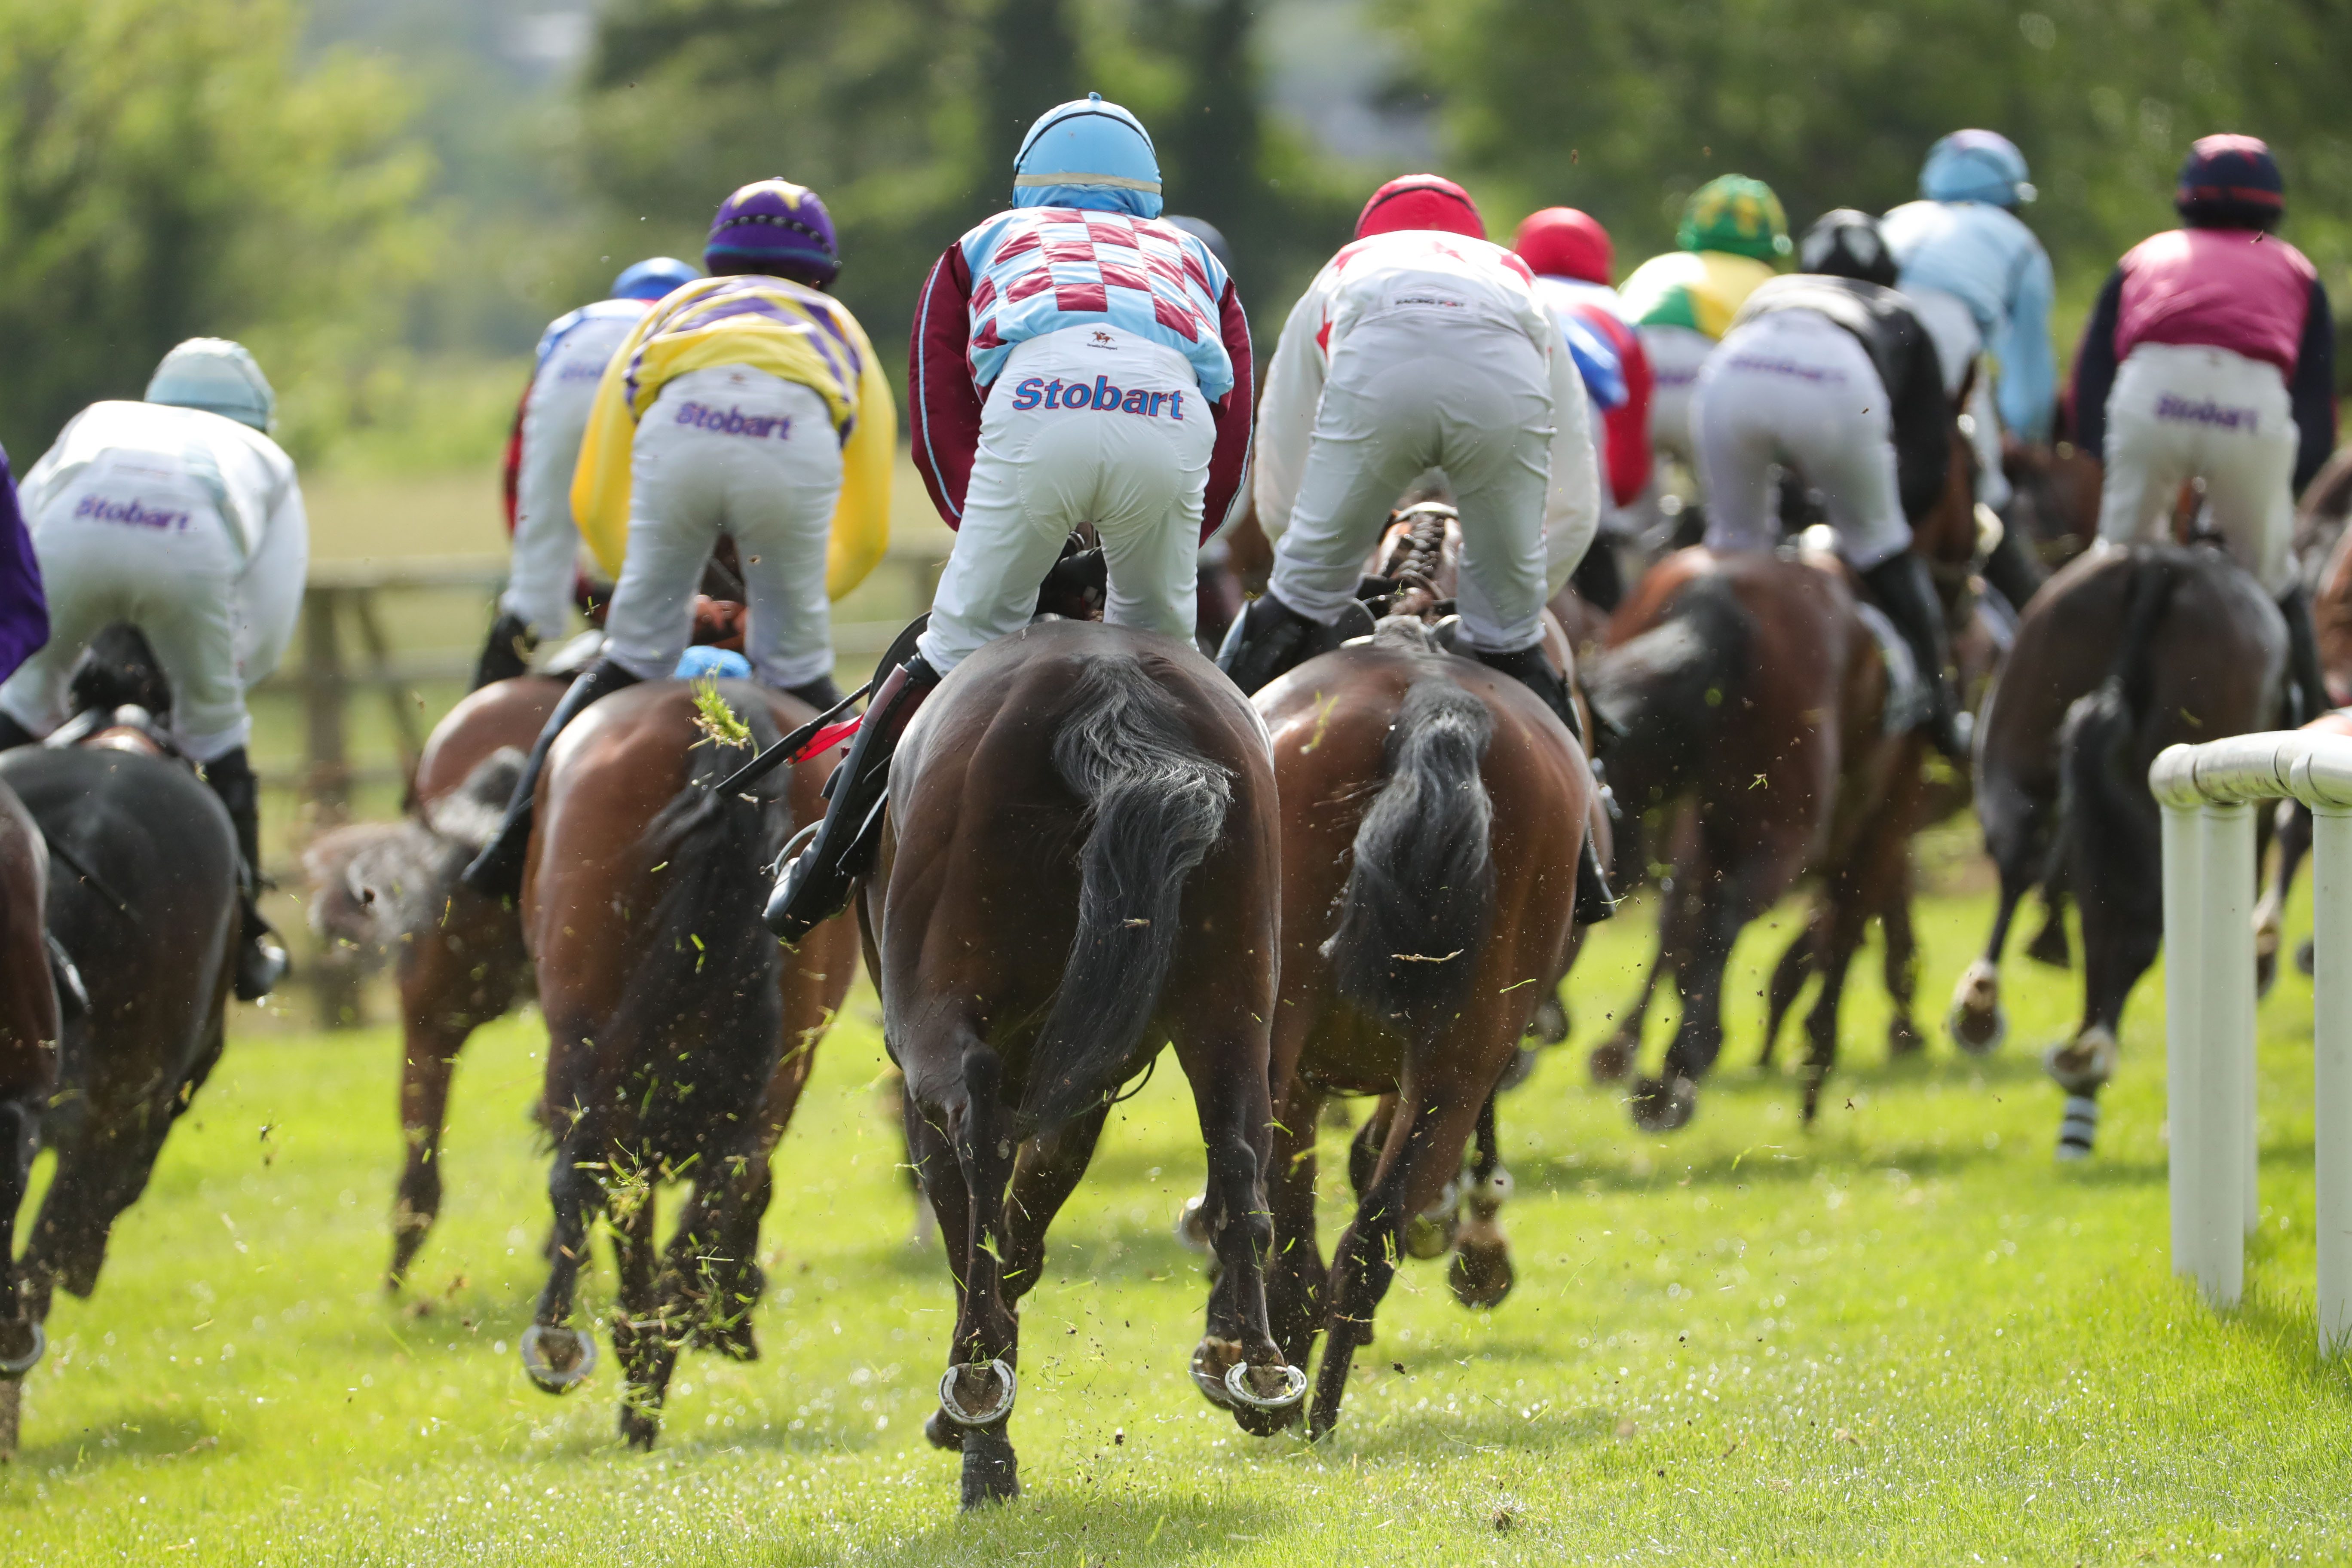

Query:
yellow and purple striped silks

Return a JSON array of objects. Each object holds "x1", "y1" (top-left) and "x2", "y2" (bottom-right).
[{"x1": 571, "y1": 273, "x2": 894, "y2": 597}]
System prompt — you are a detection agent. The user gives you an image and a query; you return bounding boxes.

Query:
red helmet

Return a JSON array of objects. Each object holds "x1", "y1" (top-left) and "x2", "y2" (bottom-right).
[
  {"x1": 1513, "y1": 207, "x2": 1613, "y2": 285},
  {"x1": 1355, "y1": 174, "x2": 1485, "y2": 241}
]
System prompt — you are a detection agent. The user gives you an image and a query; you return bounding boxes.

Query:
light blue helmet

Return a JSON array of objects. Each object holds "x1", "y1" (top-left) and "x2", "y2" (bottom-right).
[
  {"x1": 611, "y1": 257, "x2": 700, "y2": 301},
  {"x1": 1921, "y1": 130, "x2": 2035, "y2": 207},
  {"x1": 1013, "y1": 93, "x2": 1162, "y2": 218},
  {"x1": 145, "y1": 338, "x2": 275, "y2": 433}
]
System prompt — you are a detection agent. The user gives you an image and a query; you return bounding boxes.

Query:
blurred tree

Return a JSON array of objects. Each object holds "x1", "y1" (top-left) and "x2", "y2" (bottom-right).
[
  {"x1": 0, "y1": 0, "x2": 437, "y2": 463},
  {"x1": 1390, "y1": 0, "x2": 2352, "y2": 374}
]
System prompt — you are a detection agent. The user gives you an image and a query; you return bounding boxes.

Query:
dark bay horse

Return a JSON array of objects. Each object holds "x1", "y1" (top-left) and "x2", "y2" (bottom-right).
[
  {"x1": 305, "y1": 674, "x2": 562, "y2": 1285},
  {"x1": 0, "y1": 778, "x2": 58, "y2": 1456},
  {"x1": 1951, "y1": 542, "x2": 2284, "y2": 1155},
  {"x1": 1253, "y1": 612, "x2": 1592, "y2": 1437},
  {"x1": 0, "y1": 649, "x2": 240, "y2": 1455},
  {"x1": 516, "y1": 679, "x2": 856, "y2": 1448},
  {"x1": 874, "y1": 622, "x2": 1299, "y2": 1508}
]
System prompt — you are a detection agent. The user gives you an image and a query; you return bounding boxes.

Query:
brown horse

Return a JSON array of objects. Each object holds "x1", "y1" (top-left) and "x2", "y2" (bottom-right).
[
  {"x1": 0, "y1": 630, "x2": 240, "y2": 1455},
  {"x1": 0, "y1": 776, "x2": 58, "y2": 1455},
  {"x1": 306, "y1": 675, "x2": 563, "y2": 1286},
  {"x1": 1253, "y1": 599, "x2": 1592, "y2": 1436},
  {"x1": 874, "y1": 622, "x2": 1298, "y2": 1508},
  {"x1": 1950, "y1": 542, "x2": 2285, "y2": 1156},
  {"x1": 2249, "y1": 708, "x2": 2352, "y2": 995},
  {"x1": 2296, "y1": 448, "x2": 2352, "y2": 707},
  {"x1": 514, "y1": 678, "x2": 856, "y2": 1448}
]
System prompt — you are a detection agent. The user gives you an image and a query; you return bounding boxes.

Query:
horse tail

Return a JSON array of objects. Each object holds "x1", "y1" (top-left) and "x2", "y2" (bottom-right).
[
  {"x1": 1320, "y1": 673, "x2": 1496, "y2": 1043},
  {"x1": 1583, "y1": 571, "x2": 1755, "y2": 805},
  {"x1": 2055, "y1": 554, "x2": 2178, "y2": 898},
  {"x1": 595, "y1": 700, "x2": 789, "y2": 1152},
  {"x1": 1020, "y1": 657, "x2": 1234, "y2": 1134}
]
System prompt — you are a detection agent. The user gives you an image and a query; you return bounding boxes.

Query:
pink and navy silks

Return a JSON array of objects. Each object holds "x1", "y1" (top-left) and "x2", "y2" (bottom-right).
[
  {"x1": 2073, "y1": 227, "x2": 2337, "y2": 490},
  {"x1": 0, "y1": 447, "x2": 47, "y2": 684},
  {"x1": 910, "y1": 206, "x2": 1254, "y2": 542}
]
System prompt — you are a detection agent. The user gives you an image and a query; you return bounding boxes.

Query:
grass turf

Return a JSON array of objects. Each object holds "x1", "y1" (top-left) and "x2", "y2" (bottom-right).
[{"x1": 2, "y1": 873, "x2": 2347, "y2": 1564}]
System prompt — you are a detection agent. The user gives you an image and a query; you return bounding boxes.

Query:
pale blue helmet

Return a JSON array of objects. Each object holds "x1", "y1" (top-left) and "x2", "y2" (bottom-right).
[
  {"x1": 145, "y1": 338, "x2": 275, "y2": 433},
  {"x1": 611, "y1": 257, "x2": 700, "y2": 301},
  {"x1": 1013, "y1": 93, "x2": 1162, "y2": 218},
  {"x1": 1921, "y1": 130, "x2": 2035, "y2": 207}
]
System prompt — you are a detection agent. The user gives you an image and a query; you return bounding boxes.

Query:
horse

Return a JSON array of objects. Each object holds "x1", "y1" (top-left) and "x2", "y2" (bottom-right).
[
  {"x1": 2250, "y1": 707, "x2": 2352, "y2": 995},
  {"x1": 874, "y1": 621, "x2": 1299, "y2": 1508},
  {"x1": 1249, "y1": 508, "x2": 1596, "y2": 1436},
  {"x1": 1949, "y1": 542, "x2": 2285, "y2": 1157},
  {"x1": 0, "y1": 777, "x2": 58, "y2": 1458},
  {"x1": 2295, "y1": 449, "x2": 2352, "y2": 708},
  {"x1": 305, "y1": 674, "x2": 563, "y2": 1286},
  {"x1": 0, "y1": 627, "x2": 241, "y2": 1456},
  {"x1": 509, "y1": 677, "x2": 855, "y2": 1448}
]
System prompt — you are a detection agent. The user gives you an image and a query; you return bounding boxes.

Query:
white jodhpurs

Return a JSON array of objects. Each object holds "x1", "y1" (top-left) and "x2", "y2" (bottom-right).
[
  {"x1": 0, "y1": 462, "x2": 285, "y2": 761},
  {"x1": 1639, "y1": 324, "x2": 1715, "y2": 475},
  {"x1": 1908, "y1": 286, "x2": 2009, "y2": 511},
  {"x1": 503, "y1": 336, "x2": 626, "y2": 634},
  {"x1": 1694, "y1": 307, "x2": 1914, "y2": 571},
  {"x1": 601, "y1": 367, "x2": 845, "y2": 688},
  {"x1": 2095, "y1": 343, "x2": 2298, "y2": 595},
  {"x1": 1267, "y1": 311, "x2": 1554, "y2": 654},
  {"x1": 919, "y1": 325, "x2": 1212, "y2": 674}
]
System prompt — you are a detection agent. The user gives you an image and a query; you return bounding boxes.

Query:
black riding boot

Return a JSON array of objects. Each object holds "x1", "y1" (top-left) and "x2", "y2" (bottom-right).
[
  {"x1": 1980, "y1": 514, "x2": 2044, "y2": 617},
  {"x1": 471, "y1": 610, "x2": 539, "y2": 690},
  {"x1": 1216, "y1": 592, "x2": 1343, "y2": 695},
  {"x1": 782, "y1": 673, "x2": 844, "y2": 712},
  {"x1": 0, "y1": 711, "x2": 36, "y2": 751},
  {"x1": 460, "y1": 657, "x2": 643, "y2": 900},
  {"x1": 202, "y1": 747, "x2": 289, "y2": 1002},
  {"x1": 2278, "y1": 585, "x2": 2332, "y2": 727},
  {"x1": 1859, "y1": 551, "x2": 1969, "y2": 763},
  {"x1": 1571, "y1": 540, "x2": 1625, "y2": 614},
  {"x1": 764, "y1": 654, "x2": 941, "y2": 944},
  {"x1": 1470, "y1": 643, "x2": 1617, "y2": 925}
]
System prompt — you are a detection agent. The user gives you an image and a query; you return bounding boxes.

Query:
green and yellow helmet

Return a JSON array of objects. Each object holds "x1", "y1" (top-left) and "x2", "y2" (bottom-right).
[{"x1": 1677, "y1": 174, "x2": 1791, "y2": 261}]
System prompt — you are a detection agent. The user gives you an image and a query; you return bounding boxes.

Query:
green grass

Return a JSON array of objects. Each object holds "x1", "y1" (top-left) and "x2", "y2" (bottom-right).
[{"x1": 4, "y1": 871, "x2": 2349, "y2": 1564}]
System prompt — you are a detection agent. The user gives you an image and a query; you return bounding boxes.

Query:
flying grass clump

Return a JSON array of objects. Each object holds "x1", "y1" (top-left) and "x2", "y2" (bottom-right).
[{"x1": 690, "y1": 676, "x2": 751, "y2": 750}]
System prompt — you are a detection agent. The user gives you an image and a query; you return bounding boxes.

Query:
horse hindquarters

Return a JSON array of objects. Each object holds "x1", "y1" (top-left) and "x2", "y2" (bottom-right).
[{"x1": 0, "y1": 787, "x2": 54, "y2": 1375}]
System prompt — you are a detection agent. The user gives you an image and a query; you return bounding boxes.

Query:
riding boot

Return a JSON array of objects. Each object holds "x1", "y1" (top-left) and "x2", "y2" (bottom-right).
[
  {"x1": 202, "y1": 747, "x2": 289, "y2": 1003},
  {"x1": 459, "y1": 657, "x2": 643, "y2": 901},
  {"x1": 2277, "y1": 585, "x2": 2331, "y2": 727},
  {"x1": 1859, "y1": 551, "x2": 1969, "y2": 763},
  {"x1": 1216, "y1": 592, "x2": 1352, "y2": 695},
  {"x1": 1469, "y1": 643, "x2": 1617, "y2": 924},
  {"x1": 471, "y1": 609, "x2": 539, "y2": 690},
  {"x1": 1979, "y1": 514, "x2": 2044, "y2": 617},
  {"x1": 0, "y1": 711, "x2": 36, "y2": 751},
  {"x1": 1570, "y1": 541, "x2": 1625, "y2": 614},
  {"x1": 783, "y1": 673, "x2": 844, "y2": 712},
  {"x1": 764, "y1": 655, "x2": 941, "y2": 944}
]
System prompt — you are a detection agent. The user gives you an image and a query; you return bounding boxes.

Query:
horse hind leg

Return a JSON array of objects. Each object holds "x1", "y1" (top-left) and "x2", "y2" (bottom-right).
[
  {"x1": 0, "y1": 1098, "x2": 43, "y2": 1381},
  {"x1": 611, "y1": 1178, "x2": 673, "y2": 1450},
  {"x1": 1757, "y1": 919, "x2": 1820, "y2": 1068},
  {"x1": 937, "y1": 1042, "x2": 1021, "y2": 1508},
  {"x1": 1880, "y1": 885, "x2": 1925, "y2": 1058},
  {"x1": 388, "y1": 1020, "x2": 469, "y2": 1291},
  {"x1": 1950, "y1": 847, "x2": 2035, "y2": 1056},
  {"x1": 2255, "y1": 801, "x2": 2312, "y2": 999},
  {"x1": 520, "y1": 1137, "x2": 605, "y2": 1396},
  {"x1": 1448, "y1": 1094, "x2": 1515, "y2": 1311},
  {"x1": 677, "y1": 1151, "x2": 772, "y2": 1362}
]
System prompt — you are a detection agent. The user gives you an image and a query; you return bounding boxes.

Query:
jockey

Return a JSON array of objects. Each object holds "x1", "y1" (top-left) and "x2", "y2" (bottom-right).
[
  {"x1": 763, "y1": 94, "x2": 1253, "y2": 943},
  {"x1": 1881, "y1": 130, "x2": 2057, "y2": 513},
  {"x1": 1221, "y1": 172, "x2": 1614, "y2": 922},
  {"x1": 1514, "y1": 206, "x2": 1653, "y2": 611},
  {"x1": 0, "y1": 340, "x2": 307, "y2": 998},
  {"x1": 1692, "y1": 211, "x2": 1968, "y2": 760},
  {"x1": 0, "y1": 450, "x2": 44, "y2": 687},
  {"x1": 1618, "y1": 175, "x2": 1789, "y2": 480},
  {"x1": 2073, "y1": 134, "x2": 2337, "y2": 724},
  {"x1": 475, "y1": 255, "x2": 702, "y2": 687},
  {"x1": 464, "y1": 179, "x2": 895, "y2": 901}
]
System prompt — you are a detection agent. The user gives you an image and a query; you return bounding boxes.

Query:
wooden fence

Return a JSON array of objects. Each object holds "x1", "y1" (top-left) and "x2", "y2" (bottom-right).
[{"x1": 256, "y1": 545, "x2": 948, "y2": 1026}]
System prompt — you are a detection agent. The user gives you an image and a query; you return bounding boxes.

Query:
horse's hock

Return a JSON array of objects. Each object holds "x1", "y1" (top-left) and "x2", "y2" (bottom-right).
[{"x1": 2150, "y1": 731, "x2": 2352, "y2": 1351}]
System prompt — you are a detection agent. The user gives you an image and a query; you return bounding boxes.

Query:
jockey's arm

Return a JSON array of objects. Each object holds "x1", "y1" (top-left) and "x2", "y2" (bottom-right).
[
  {"x1": 1893, "y1": 336, "x2": 1954, "y2": 526},
  {"x1": 826, "y1": 344, "x2": 896, "y2": 599},
  {"x1": 235, "y1": 476, "x2": 309, "y2": 686},
  {"x1": 1200, "y1": 276, "x2": 1256, "y2": 541},
  {"x1": 2291, "y1": 279, "x2": 2337, "y2": 496},
  {"x1": 1995, "y1": 239, "x2": 2059, "y2": 444},
  {"x1": 909, "y1": 245, "x2": 984, "y2": 528},
  {"x1": 2069, "y1": 267, "x2": 2127, "y2": 471},
  {"x1": 1540, "y1": 334, "x2": 1602, "y2": 595},
  {"x1": 1250, "y1": 279, "x2": 1332, "y2": 547}
]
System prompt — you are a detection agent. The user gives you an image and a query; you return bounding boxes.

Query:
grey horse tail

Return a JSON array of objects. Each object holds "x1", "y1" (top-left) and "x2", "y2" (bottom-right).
[
  {"x1": 1321, "y1": 672, "x2": 1497, "y2": 1044},
  {"x1": 1020, "y1": 656, "x2": 1233, "y2": 1134}
]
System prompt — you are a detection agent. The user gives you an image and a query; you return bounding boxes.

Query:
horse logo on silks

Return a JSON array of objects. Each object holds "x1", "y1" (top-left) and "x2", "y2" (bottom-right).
[{"x1": 1092, "y1": 330, "x2": 1116, "y2": 346}]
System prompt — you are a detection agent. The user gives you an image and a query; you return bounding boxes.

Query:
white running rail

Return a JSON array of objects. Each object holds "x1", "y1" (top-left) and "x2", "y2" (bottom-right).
[{"x1": 2150, "y1": 732, "x2": 2352, "y2": 1352}]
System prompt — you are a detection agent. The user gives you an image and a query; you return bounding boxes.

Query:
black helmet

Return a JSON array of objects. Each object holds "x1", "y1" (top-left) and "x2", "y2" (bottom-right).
[{"x1": 1798, "y1": 208, "x2": 1898, "y2": 288}]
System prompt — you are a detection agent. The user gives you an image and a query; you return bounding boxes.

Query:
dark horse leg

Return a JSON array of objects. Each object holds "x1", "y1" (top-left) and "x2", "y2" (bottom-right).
[
  {"x1": 609, "y1": 1177, "x2": 673, "y2": 1449},
  {"x1": 1880, "y1": 875, "x2": 1925, "y2": 1058},
  {"x1": 1260, "y1": 1075, "x2": 1328, "y2": 1374},
  {"x1": 1757, "y1": 918, "x2": 1821, "y2": 1068},
  {"x1": 1952, "y1": 777, "x2": 2050, "y2": 1054},
  {"x1": 997, "y1": 1106, "x2": 1112, "y2": 1309},
  {"x1": 2254, "y1": 800, "x2": 2312, "y2": 998},
  {"x1": 521, "y1": 1124, "x2": 606, "y2": 1395},
  {"x1": 1592, "y1": 808, "x2": 1697, "y2": 1084},
  {"x1": 0, "y1": 1096, "x2": 39, "y2": 1388},
  {"x1": 917, "y1": 1034, "x2": 1022, "y2": 1507},
  {"x1": 1447, "y1": 1092, "x2": 1515, "y2": 1311}
]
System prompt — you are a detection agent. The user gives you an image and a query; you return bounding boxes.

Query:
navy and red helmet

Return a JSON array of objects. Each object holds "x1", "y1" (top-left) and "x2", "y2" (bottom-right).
[{"x1": 2175, "y1": 134, "x2": 2285, "y2": 230}]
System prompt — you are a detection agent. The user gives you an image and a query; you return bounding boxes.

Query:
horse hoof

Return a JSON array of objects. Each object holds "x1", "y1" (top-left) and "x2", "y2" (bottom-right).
[
  {"x1": 0, "y1": 1321, "x2": 44, "y2": 1381},
  {"x1": 1629, "y1": 1075, "x2": 1696, "y2": 1133},
  {"x1": 923, "y1": 1407, "x2": 966, "y2": 1451},
  {"x1": 959, "y1": 1432, "x2": 1020, "y2": 1508},
  {"x1": 937, "y1": 1359, "x2": 1017, "y2": 1428},
  {"x1": 1947, "y1": 960, "x2": 2006, "y2": 1055},
  {"x1": 1588, "y1": 1033, "x2": 1637, "y2": 1084},
  {"x1": 1495, "y1": 1046, "x2": 1540, "y2": 1093},
  {"x1": 619, "y1": 1405, "x2": 660, "y2": 1451},
  {"x1": 1886, "y1": 1016, "x2": 1926, "y2": 1059},
  {"x1": 2042, "y1": 1028, "x2": 2117, "y2": 1095},
  {"x1": 1448, "y1": 1243, "x2": 1515, "y2": 1311},
  {"x1": 520, "y1": 1324, "x2": 597, "y2": 1393},
  {"x1": 2055, "y1": 1094, "x2": 2100, "y2": 1161},
  {"x1": 1526, "y1": 995, "x2": 1570, "y2": 1047},
  {"x1": 1173, "y1": 1194, "x2": 1213, "y2": 1256},
  {"x1": 1224, "y1": 1359, "x2": 1308, "y2": 1412}
]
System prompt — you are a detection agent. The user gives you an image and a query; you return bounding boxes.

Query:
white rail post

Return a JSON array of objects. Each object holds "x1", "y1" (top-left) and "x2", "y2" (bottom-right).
[
  {"x1": 2318, "y1": 802, "x2": 2352, "y2": 1354},
  {"x1": 2159, "y1": 788, "x2": 2206, "y2": 1283},
  {"x1": 2197, "y1": 798, "x2": 2257, "y2": 1306}
]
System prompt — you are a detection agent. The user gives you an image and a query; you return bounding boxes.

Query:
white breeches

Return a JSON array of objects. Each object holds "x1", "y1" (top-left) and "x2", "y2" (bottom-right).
[
  {"x1": 502, "y1": 375, "x2": 602, "y2": 634},
  {"x1": 601, "y1": 367, "x2": 845, "y2": 688},
  {"x1": 1639, "y1": 324, "x2": 1715, "y2": 474},
  {"x1": 1908, "y1": 286, "x2": 2009, "y2": 511}
]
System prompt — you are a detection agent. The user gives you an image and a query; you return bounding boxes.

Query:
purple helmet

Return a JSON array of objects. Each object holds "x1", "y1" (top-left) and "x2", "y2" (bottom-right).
[
  {"x1": 2176, "y1": 134, "x2": 2285, "y2": 230},
  {"x1": 705, "y1": 179, "x2": 839, "y2": 285}
]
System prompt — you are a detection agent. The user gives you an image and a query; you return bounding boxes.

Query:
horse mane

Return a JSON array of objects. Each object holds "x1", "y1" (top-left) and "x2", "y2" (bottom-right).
[
  {"x1": 1319, "y1": 660, "x2": 1496, "y2": 1039},
  {"x1": 1019, "y1": 655, "x2": 1233, "y2": 1134}
]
